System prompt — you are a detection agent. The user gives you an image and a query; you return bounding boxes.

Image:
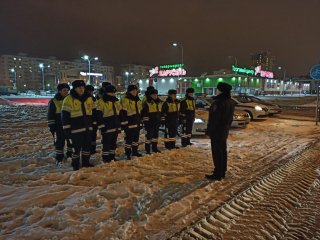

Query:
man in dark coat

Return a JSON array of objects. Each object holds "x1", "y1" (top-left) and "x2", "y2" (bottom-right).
[
  {"x1": 47, "y1": 83, "x2": 72, "y2": 167},
  {"x1": 206, "y1": 82, "x2": 235, "y2": 181},
  {"x1": 61, "y1": 80, "x2": 95, "y2": 170},
  {"x1": 180, "y1": 88, "x2": 196, "y2": 147}
]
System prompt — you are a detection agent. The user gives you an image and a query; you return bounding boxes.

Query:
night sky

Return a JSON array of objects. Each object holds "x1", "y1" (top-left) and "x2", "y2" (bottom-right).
[{"x1": 1, "y1": 0, "x2": 320, "y2": 77}]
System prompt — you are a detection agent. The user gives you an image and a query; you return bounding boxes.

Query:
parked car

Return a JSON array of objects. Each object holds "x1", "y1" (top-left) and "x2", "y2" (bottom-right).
[
  {"x1": 232, "y1": 97, "x2": 269, "y2": 120},
  {"x1": 174, "y1": 108, "x2": 250, "y2": 136},
  {"x1": 232, "y1": 110, "x2": 250, "y2": 127},
  {"x1": 202, "y1": 96, "x2": 269, "y2": 120},
  {"x1": 233, "y1": 95, "x2": 282, "y2": 115}
]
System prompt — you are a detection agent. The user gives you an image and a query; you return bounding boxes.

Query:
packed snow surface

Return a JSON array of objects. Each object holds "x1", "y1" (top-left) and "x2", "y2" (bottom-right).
[{"x1": 0, "y1": 105, "x2": 319, "y2": 239}]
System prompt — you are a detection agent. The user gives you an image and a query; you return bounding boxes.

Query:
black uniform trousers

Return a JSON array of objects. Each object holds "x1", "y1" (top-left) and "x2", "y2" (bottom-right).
[
  {"x1": 102, "y1": 131, "x2": 118, "y2": 162},
  {"x1": 210, "y1": 134, "x2": 228, "y2": 178},
  {"x1": 181, "y1": 119, "x2": 193, "y2": 147},
  {"x1": 70, "y1": 131, "x2": 92, "y2": 170},
  {"x1": 90, "y1": 126, "x2": 97, "y2": 154},
  {"x1": 55, "y1": 129, "x2": 72, "y2": 162},
  {"x1": 165, "y1": 121, "x2": 178, "y2": 149},
  {"x1": 124, "y1": 126, "x2": 140, "y2": 157},
  {"x1": 145, "y1": 122, "x2": 160, "y2": 153}
]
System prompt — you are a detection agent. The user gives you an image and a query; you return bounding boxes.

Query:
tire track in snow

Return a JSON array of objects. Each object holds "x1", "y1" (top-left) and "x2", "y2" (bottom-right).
[{"x1": 170, "y1": 143, "x2": 320, "y2": 240}]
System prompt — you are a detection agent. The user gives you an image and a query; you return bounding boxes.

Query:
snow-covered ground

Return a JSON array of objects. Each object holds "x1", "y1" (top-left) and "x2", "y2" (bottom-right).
[{"x1": 0, "y1": 105, "x2": 320, "y2": 239}]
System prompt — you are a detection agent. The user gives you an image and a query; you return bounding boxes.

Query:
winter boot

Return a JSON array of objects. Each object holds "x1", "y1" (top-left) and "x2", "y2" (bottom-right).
[
  {"x1": 145, "y1": 142, "x2": 151, "y2": 154},
  {"x1": 125, "y1": 147, "x2": 132, "y2": 160},
  {"x1": 82, "y1": 151, "x2": 94, "y2": 167},
  {"x1": 71, "y1": 155, "x2": 80, "y2": 171},
  {"x1": 132, "y1": 147, "x2": 143, "y2": 157},
  {"x1": 152, "y1": 142, "x2": 161, "y2": 153}
]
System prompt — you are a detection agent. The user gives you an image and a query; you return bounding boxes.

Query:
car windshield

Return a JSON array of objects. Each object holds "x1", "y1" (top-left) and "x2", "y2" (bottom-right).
[
  {"x1": 234, "y1": 96, "x2": 253, "y2": 103},
  {"x1": 249, "y1": 96, "x2": 265, "y2": 103}
]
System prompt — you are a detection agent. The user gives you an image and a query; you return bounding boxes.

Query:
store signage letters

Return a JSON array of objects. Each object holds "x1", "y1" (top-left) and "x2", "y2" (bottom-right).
[
  {"x1": 254, "y1": 66, "x2": 274, "y2": 78},
  {"x1": 80, "y1": 72, "x2": 103, "y2": 77},
  {"x1": 232, "y1": 65, "x2": 254, "y2": 75},
  {"x1": 149, "y1": 65, "x2": 186, "y2": 77},
  {"x1": 232, "y1": 65, "x2": 274, "y2": 78}
]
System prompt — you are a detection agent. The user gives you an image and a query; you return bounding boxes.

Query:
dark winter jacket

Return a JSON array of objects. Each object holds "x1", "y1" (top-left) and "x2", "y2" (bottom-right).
[
  {"x1": 206, "y1": 93, "x2": 235, "y2": 138},
  {"x1": 141, "y1": 97, "x2": 164, "y2": 125},
  {"x1": 47, "y1": 93, "x2": 66, "y2": 132}
]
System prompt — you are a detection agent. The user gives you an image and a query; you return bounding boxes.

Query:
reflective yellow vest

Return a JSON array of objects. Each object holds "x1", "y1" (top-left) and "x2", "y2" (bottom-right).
[
  {"x1": 62, "y1": 95, "x2": 94, "y2": 118},
  {"x1": 167, "y1": 101, "x2": 180, "y2": 112},
  {"x1": 97, "y1": 99, "x2": 122, "y2": 117},
  {"x1": 53, "y1": 98, "x2": 63, "y2": 113},
  {"x1": 146, "y1": 100, "x2": 163, "y2": 113},
  {"x1": 121, "y1": 97, "x2": 142, "y2": 116}
]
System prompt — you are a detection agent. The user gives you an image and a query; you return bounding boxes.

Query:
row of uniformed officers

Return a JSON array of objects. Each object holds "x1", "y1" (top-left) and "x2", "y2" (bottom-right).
[{"x1": 48, "y1": 80, "x2": 196, "y2": 171}]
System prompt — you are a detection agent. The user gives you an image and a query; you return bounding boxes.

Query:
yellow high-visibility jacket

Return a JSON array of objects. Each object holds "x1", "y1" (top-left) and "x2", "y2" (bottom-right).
[{"x1": 61, "y1": 90, "x2": 94, "y2": 134}]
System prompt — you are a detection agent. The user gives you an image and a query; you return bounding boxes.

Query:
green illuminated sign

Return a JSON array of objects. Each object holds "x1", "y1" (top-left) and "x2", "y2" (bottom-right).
[
  {"x1": 159, "y1": 64, "x2": 184, "y2": 69},
  {"x1": 232, "y1": 65, "x2": 254, "y2": 75}
]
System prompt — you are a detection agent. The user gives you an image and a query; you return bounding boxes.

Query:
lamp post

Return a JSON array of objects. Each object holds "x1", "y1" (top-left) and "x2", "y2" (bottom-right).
[
  {"x1": 125, "y1": 71, "x2": 129, "y2": 88},
  {"x1": 81, "y1": 55, "x2": 99, "y2": 85},
  {"x1": 39, "y1": 63, "x2": 45, "y2": 91},
  {"x1": 278, "y1": 66, "x2": 287, "y2": 95},
  {"x1": 10, "y1": 68, "x2": 17, "y2": 89},
  {"x1": 172, "y1": 42, "x2": 184, "y2": 65}
]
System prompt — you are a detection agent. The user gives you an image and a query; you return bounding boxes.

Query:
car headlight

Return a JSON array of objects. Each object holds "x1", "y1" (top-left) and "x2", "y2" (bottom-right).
[
  {"x1": 194, "y1": 118, "x2": 204, "y2": 123},
  {"x1": 255, "y1": 106, "x2": 263, "y2": 111}
]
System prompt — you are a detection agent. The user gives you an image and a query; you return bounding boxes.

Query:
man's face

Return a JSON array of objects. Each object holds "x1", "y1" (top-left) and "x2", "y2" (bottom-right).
[
  {"x1": 107, "y1": 92, "x2": 116, "y2": 97},
  {"x1": 169, "y1": 94, "x2": 176, "y2": 100},
  {"x1": 130, "y1": 89, "x2": 138, "y2": 96},
  {"x1": 187, "y1": 92, "x2": 194, "y2": 97},
  {"x1": 151, "y1": 93, "x2": 157, "y2": 100},
  {"x1": 87, "y1": 90, "x2": 93, "y2": 96},
  {"x1": 75, "y1": 86, "x2": 85, "y2": 96},
  {"x1": 59, "y1": 88, "x2": 69, "y2": 97},
  {"x1": 217, "y1": 89, "x2": 222, "y2": 95}
]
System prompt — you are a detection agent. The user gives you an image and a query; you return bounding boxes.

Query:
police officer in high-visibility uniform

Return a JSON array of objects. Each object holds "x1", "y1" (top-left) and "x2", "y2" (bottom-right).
[
  {"x1": 47, "y1": 83, "x2": 72, "y2": 167},
  {"x1": 97, "y1": 81, "x2": 112, "y2": 100},
  {"x1": 120, "y1": 85, "x2": 143, "y2": 160},
  {"x1": 85, "y1": 85, "x2": 98, "y2": 154},
  {"x1": 141, "y1": 89, "x2": 163, "y2": 154},
  {"x1": 141, "y1": 86, "x2": 155, "y2": 105},
  {"x1": 96, "y1": 85, "x2": 122, "y2": 162},
  {"x1": 61, "y1": 80, "x2": 95, "y2": 171},
  {"x1": 180, "y1": 87, "x2": 196, "y2": 147},
  {"x1": 162, "y1": 89, "x2": 180, "y2": 150}
]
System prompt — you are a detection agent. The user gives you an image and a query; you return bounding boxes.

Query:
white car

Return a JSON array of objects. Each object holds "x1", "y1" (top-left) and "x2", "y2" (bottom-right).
[
  {"x1": 232, "y1": 97, "x2": 269, "y2": 120},
  {"x1": 233, "y1": 95, "x2": 282, "y2": 115}
]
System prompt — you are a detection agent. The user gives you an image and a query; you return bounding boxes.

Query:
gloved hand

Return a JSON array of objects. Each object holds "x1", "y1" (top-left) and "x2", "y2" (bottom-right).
[
  {"x1": 64, "y1": 129, "x2": 71, "y2": 139},
  {"x1": 121, "y1": 125, "x2": 128, "y2": 132},
  {"x1": 180, "y1": 118, "x2": 186, "y2": 125},
  {"x1": 205, "y1": 129, "x2": 211, "y2": 137},
  {"x1": 100, "y1": 127, "x2": 106, "y2": 134}
]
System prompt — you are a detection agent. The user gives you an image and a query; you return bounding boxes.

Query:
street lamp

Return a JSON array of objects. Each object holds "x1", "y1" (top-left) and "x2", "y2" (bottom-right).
[
  {"x1": 81, "y1": 55, "x2": 99, "y2": 85},
  {"x1": 278, "y1": 66, "x2": 287, "y2": 95},
  {"x1": 10, "y1": 68, "x2": 17, "y2": 89},
  {"x1": 39, "y1": 63, "x2": 45, "y2": 91},
  {"x1": 172, "y1": 42, "x2": 184, "y2": 65}
]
